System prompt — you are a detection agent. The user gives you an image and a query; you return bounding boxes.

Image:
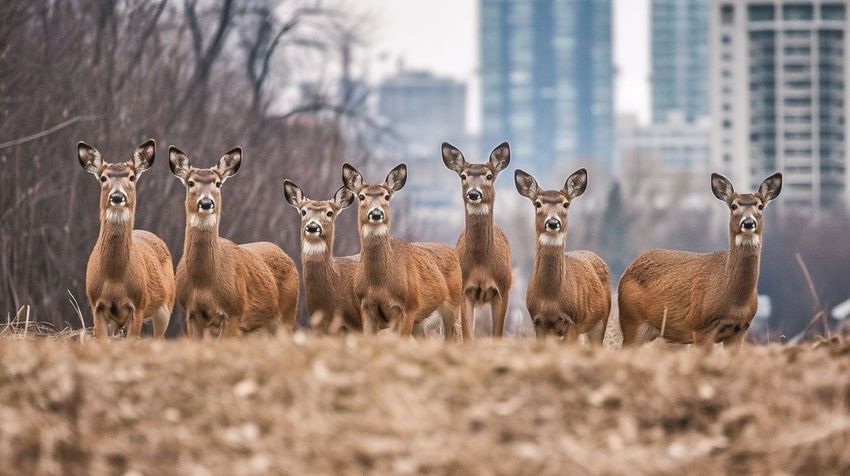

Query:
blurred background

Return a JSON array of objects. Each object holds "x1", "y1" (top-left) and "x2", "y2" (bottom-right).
[{"x1": 1, "y1": 0, "x2": 848, "y2": 340}]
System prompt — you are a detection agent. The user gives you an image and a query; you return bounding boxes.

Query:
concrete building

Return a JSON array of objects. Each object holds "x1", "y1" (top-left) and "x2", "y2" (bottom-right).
[
  {"x1": 710, "y1": 0, "x2": 850, "y2": 213},
  {"x1": 480, "y1": 0, "x2": 614, "y2": 175},
  {"x1": 651, "y1": 0, "x2": 710, "y2": 123}
]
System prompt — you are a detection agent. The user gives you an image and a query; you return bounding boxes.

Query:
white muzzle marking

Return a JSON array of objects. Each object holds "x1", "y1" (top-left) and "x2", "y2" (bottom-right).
[
  {"x1": 105, "y1": 208, "x2": 130, "y2": 224},
  {"x1": 466, "y1": 203, "x2": 490, "y2": 215},
  {"x1": 301, "y1": 239, "x2": 328, "y2": 256},
  {"x1": 735, "y1": 234, "x2": 761, "y2": 248},
  {"x1": 362, "y1": 224, "x2": 389, "y2": 238},
  {"x1": 538, "y1": 233, "x2": 566, "y2": 247},
  {"x1": 189, "y1": 213, "x2": 218, "y2": 229}
]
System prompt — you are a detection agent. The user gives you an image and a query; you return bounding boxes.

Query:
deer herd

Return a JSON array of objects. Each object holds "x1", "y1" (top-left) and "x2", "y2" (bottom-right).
[{"x1": 78, "y1": 139, "x2": 783, "y2": 348}]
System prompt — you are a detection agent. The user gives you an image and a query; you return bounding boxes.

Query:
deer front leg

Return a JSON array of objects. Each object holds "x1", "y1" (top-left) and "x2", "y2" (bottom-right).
[
  {"x1": 361, "y1": 302, "x2": 379, "y2": 335},
  {"x1": 461, "y1": 295, "x2": 474, "y2": 340},
  {"x1": 93, "y1": 303, "x2": 109, "y2": 340},
  {"x1": 126, "y1": 305, "x2": 144, "y2": 338},
  {"x1": 491, "y1": 295, "x2": 508, "y2": 338}
]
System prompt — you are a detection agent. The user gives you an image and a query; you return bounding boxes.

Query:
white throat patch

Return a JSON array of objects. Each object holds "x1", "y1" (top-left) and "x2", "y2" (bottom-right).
[
  {"x1": 538, "y1": 233, "x2": 566, "y2": 247},
  {"x1": 105, "y1": 208, "x2": 130, "y2": 224},
  {"x1": 466, "y1": 203, "x2": 490, "y2": 215},
  {"x1": 362, "y1": 224, "x2": 389, "y2": 238},
  {"x1": 189, "y1": 213, "x2": 218, "y2": 229},
  {"x1": 735, "y1": 234, "x2": 761, "y2": 248},
  {"x1": 301, "y1": 240, "x2": 328, "y2": 256}
]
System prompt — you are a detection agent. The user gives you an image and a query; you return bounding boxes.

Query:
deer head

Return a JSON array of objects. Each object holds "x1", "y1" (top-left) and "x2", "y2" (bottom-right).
[
  {"x1": 283, "y1": 180, "x2": 355, "y2": 256},
  {"x1": 342, "y1": 163, "x2": 407, "y2": 238},
  {"x1": 78, "y1": 139, "x2": 156, "y2": 224},
  {"x1": 711, "y1": 172, "x2": 782, "y2": 248},
  {"x1": 515, "y1": 168, "x2": 588, "y2": 248},
  {"x1": 441, "y1": 141, "x2": 510, "y2": 215},
  {"x1": 168, "y1": 146, "x2": 242, "y2": 229}
]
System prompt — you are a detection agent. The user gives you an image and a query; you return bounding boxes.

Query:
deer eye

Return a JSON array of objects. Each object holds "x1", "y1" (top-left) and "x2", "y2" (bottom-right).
[
  {"x1": 358, "y1": 194, "x2": 365, "y2": 201},
  {"x1": 326, "y1": 210, "x2": 333, "y2": 217},
  {"x1": 563, "y1": 202, "x2": 569, "y2": 209},
  {"x1": 187, "y1": 180, "x2": 195, "y2": 188},
  {"x1": 461, "y1": 174, "x2": 467, "y2": 181},
  {"x1": 384, "y1": 194, "x2": 390, "y2": 201},
  {"x1": 730, "y1": 204, "x2": 738, "y2": 210},
  {"x1": 486, "y1": 174, "x2": 493, "y2": 180},
  {"x1": 535, "y1": 202, "x2": 542, "y2": 208},
  {"x1": 129, "y1": 175, "x2": 136, "y2": 182},
  {"x1": 300, "y1": 209, "x2": 306, "y2": 217},
  {"x1": 215, "y1": 181, "x2": 222, "y2": 188},
  {"x1": 100, "y1": 176, "x2": 107, "y2": 183},
  {"x1": 758, "y1": 204, "x2": 764, "y2": 210}
]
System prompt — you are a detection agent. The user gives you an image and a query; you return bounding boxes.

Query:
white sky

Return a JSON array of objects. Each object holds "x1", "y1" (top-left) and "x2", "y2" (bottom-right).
[{"x1": 358, "y1": 0, "x2": 651, "y2": 132}]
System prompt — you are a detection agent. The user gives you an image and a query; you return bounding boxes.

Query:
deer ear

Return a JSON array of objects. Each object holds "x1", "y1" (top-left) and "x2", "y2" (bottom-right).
[
  {"x1": 217, "y1": 147, "x2": 242, "y2": 182},
  {"x1": 385, "y1": 163, "x2": 407, "y2": 193},
  {"x1": 334, "y1": 186, "x2": 355, "y2": 210},
  {"x1": 488, "y1": 141, "x2": 510, "y2": 172},
  {"x1": 78, "y1": 142, "x2": 103, "y2": 176},
  {"x1": 562, "y1": 168, "x2": 587, "y2": 200},
  {"x1": 342, "y1": 163, "x2": 363, "y2": 191},
  {"x1": 758, "y1": 172, "x2": 782, "y2": 203},
  {"x1": 711, "y1": 173, "x2": 735, "y2": 203},
  {"x1": 441, "y1": 142, "x2": 466, "y2": 175},
  {"x1": 132, "y1": 139, "x2": 155, "y2": 175},
  {"x1": 283, "y1": 179, "x2": 304, "y2": 209},
  {"x1": 514, "y1": 169, "x2": 540, "y2": 200},
  {"x1": 168, "y1": 145, "x2": 191, "y2": 182}
]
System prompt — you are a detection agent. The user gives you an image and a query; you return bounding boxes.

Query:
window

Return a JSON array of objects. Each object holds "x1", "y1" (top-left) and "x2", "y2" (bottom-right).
[
  {"x1": 749, "y1": 4, "x2": 775, "y2": 21},
  {"x1": 722, "y1": 5, "x2": 734, "y2": 24},
  {"x1": 722, "y1": 34, "x2": 731, "y2": 44},
  {"x1": 822, "y1": 4, "x2": 845, "y2": 20},
  {"x1": 784, "y1": 4, "x2": 813, "y2": 20}
]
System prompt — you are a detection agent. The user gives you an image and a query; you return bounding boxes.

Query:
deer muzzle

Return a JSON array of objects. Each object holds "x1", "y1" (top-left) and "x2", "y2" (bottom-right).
[
  {"x1": 109, "y1": 191, "x2": 127, "y2": 206},
  {"x1": 368, "y1": 207, "x2": 385, "y2": 223},
  {"x1": 304, "y1": 221, "x2": 322, "y2": 236},
  {"x1": 740, "y1": 216, "x2": 757, "y2": 232}
]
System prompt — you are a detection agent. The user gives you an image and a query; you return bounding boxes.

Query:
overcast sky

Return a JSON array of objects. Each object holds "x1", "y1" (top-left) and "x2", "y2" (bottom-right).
[{"x1": 358, "y1": 0, "x2": 651, "y2": 132}]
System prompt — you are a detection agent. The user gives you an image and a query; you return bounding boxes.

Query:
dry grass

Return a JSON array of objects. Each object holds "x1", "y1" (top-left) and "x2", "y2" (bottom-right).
[{"x1": 1, "y1": 335, "x2": 849, "y2": 476}]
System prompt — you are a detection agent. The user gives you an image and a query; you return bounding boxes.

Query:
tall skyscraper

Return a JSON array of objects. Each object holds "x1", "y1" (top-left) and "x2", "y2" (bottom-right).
[
  {"x1": 651, "y1": 0, "x2": 710, "y2": 123},
  {"x1": 710, "y1": 0, "x2": 850, "y2": 213},
  {"x1": 480, "y1": 0, "x2": 614, "y2": 175}
]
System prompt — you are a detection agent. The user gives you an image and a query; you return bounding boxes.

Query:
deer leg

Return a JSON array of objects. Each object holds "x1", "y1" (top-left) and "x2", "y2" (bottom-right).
[
  {"x1": 361, "y1": 303, "x2": 379, "y2": 335},
  {"x1": 462, "y1": 296, "x2": 474, "y2": 340},
  {"x1": 151, "y1": 305, "x2": 171, "y2": 339},
  {"x1": 309, "y1": 311, "x2": 327, "y2": 334},
  {"x1": 585, "y1": 318, "x2": 606, "y2": 346},
  {"x1": 437, "y1": 301, "x2": 460, "y2": 343},
  {"x1": 396, "y1": 309, "x2": 414, "y2": 337},
  {"x1": 126, "y1": 306, "x2": 144, "y2": 338},
  {"x1": 93, "y1": 304, "x2": 109, "y2": 340},
  {"x1": 491, "y1": 295, "x2": 508, "y2": 338}
]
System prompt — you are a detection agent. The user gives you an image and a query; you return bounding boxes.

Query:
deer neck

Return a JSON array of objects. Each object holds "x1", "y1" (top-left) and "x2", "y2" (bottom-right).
[
  {"x1": 724, "y1": 236, "x2": 762, "y2": 304},
  {"x1": 464, "y1": 207, "x2": 495, "y2": 255},
  {"x1": 360, "y1": 234, "x2": 394, "y2": 282},
  {"x1": 303, "y1": 235, "x2": 336, "y2": 291},
  {"x1": 95, "y1": 207, "x2": 134, "y2": 279},
  {"x1": 531, "y1": 237, "x2": 567, "y2": 294},
  {"x1": 183, "y1": 216, "x2": 221, "y2": 287}
]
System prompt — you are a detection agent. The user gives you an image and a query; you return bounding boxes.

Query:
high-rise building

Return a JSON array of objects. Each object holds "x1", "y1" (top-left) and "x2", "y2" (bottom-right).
[
  {"x1": 710, "y1": 0, "x2": 850, "y2": 213},
  {"x1": 480, "y1": 0, "x2": 614, "y2": 175},
  {"x1": 651, "y1": 0, "x2": 710, "y2": 123}
]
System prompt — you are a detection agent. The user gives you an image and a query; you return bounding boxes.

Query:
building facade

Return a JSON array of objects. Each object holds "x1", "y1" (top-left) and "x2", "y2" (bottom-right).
[
  {"x1": 710, "y1": 0, "x2": 850, "y2": 212},
  {"x1": 480, "y1": 0, "x2": 614, "y2": 175},
  {"x1": 651, "y1": 0, "x2": 710, "y2": 123}
]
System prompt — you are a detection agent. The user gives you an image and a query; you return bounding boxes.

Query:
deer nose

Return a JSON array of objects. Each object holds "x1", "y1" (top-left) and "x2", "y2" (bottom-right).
[
  {"x1": 198, "y1": 198, "x2": 215, "y2": 211},
  {"x1": 368, "y1": 208, "x2": 384, "y2": 222},
  {"x1": 305, "y1": 222, "x2": 321, "y2": 235},
  {"x1": 109, "y1": 192, "x2": 126, "y2": 205},
  {"x1": 741, "y1": 217, "x2": 757, "y2": 231},
  {"x1": 466, "y1": 189, "x2": 482, "y2": 202},
  {"x1": 545, "y1": 218, "x2": 561, "y2": 231}
]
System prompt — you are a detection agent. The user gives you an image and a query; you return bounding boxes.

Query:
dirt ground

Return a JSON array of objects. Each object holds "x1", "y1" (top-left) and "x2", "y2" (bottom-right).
[{"x1": 1, "y1": 335, "x2": 849, "y2": 476}]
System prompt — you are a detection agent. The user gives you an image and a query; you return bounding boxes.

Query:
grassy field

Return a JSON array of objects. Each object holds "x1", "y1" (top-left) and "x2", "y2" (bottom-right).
[{"x1": 1, "y1": 335, "x2": 849, "y2": 475}]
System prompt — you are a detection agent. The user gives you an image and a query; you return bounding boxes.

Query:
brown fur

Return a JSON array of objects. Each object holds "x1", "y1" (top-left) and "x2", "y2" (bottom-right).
[
  {"x1": 78, "y1": 140, "x2": 175, "y2": 339},
  {"x1": 442, "y1": 142, "x2": 513, "y2": 338},
  {"x1": 169, "y1": 146, "x2": 299, "y2": 338},
  {"x1": 515, "y1": 169, "x2": 611, "y2": 342},
  {"x1": 618, "y1": 172, "x2": 783, "y2": 346},
  {"x1": 284, "y1": 181, "x2": 361, "y2": 333},
  {"x1": 343, "y1": 163, "x2": 464, "y2": 340}
]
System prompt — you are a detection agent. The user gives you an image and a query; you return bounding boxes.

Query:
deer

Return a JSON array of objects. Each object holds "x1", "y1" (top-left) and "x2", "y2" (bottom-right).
[
  {"x1": 283, "y1": 180, "x2": 361, "y2": 334},
  {"x1": 618, "y1": 172, "x2": 783, "y2": 347},
  {"x1": 441, "y1": 142, "x2": 513, "y2": 339},
  {"x1": 341, "y1": 163, "x2": 464, "y2": 340},
  {"x1": 169, "y1": 146, "x2": 299, "y2": 338},
  {"x1": 78, "y1": 140, "x2": 175, "y2": 339},
  {"x1": 514, "y1": 168, "x2": 611, "y2": 342}
]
